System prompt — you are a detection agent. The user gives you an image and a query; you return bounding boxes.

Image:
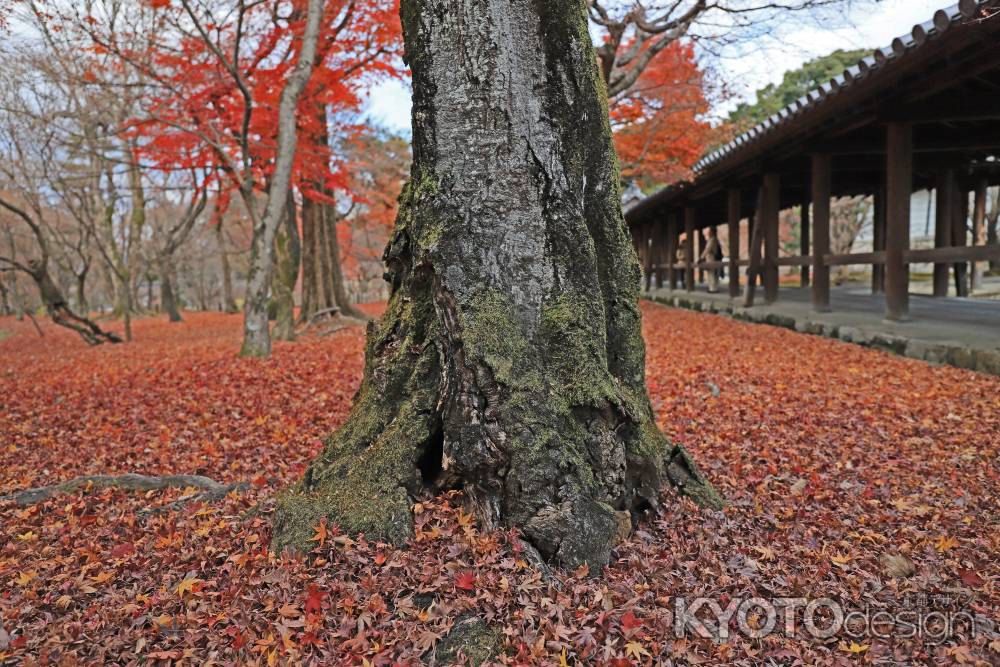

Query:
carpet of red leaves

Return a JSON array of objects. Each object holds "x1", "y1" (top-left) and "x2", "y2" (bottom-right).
[{"x1": 1, "y1": 303, "x2": 998, "y2": 666}]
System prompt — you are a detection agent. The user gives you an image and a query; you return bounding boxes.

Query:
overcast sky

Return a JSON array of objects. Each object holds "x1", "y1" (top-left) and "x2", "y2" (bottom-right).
[{"x1": 363, "y1": 0, "x2": 948, "y2": 135}]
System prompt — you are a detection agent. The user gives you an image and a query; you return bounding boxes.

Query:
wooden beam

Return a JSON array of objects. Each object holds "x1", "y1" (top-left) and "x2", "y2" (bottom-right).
[
  {"x1": 762, "y1": 173, "x2": 780, "y2": 304},
  {"x1": 728, "y1": 189, "x2": 741, "y2": 299},
  {"x1": 904, "y1": 245, "x2": 1000, "y2": 263},
  {"x1": 811, "y1": 154, "x2": 832, "y2": 313},
  {"x1": 776, "y1": 255, "x2": 813, "y2": 266},
  {"x1": 824, "y1": 251, "x2": 887, "y2": 266},
  {"x1": 885, "y1": 123, "x2": 912, "y2": 321},
  {"x1": 684, "y1": 207, "x2": 695, "y2": 292},
  {"x1": 933, "y1": 169, "x2": 954, "y2": 297}
]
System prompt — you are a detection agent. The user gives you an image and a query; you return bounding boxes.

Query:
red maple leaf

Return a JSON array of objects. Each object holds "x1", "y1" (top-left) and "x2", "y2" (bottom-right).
[{"x1": 455, "y1": 571, "x2": 476, "y2": 592}]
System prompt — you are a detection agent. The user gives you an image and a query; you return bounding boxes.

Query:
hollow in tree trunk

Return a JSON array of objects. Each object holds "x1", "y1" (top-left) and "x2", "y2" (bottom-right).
[{"x1": 273, "y1": 0, "x2": 720, "y2": 569}]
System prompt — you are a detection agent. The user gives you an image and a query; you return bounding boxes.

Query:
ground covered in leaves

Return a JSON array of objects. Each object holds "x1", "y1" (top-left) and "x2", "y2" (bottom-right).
[{"x1": 1, "y1": 304, "x2": 998, "y2": 666}]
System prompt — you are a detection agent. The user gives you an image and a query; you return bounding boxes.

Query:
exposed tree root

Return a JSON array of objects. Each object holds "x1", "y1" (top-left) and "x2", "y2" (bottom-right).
[{"x1": 0, "y1": 473, "x2": 247, "y2": 507}]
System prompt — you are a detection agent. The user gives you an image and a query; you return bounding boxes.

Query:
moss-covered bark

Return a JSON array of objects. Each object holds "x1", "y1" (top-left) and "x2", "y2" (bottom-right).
[{"x1": 273, "y1": 0, "x2": 720, "y2": 568}]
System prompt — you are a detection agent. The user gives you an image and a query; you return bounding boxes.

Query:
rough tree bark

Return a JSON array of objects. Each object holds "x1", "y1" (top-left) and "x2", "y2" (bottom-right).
[
  {"x1": 273, "y1": 0, "x2": 720, "y2": 569},
  {"x1": 272, "y1": 196, "x2": 302, "y2": 341}
]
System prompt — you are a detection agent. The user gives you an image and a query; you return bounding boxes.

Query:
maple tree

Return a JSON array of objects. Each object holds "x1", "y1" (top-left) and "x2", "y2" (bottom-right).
[
  {"x1": 609, "y1": 40, "x2": 712, "y2": 189},
  {"x1": 70, "y1": 0, "x2": 402, "y2": 354},
  {"x1": 1, "y1": 303, "x2": 998, "y2": 663}
]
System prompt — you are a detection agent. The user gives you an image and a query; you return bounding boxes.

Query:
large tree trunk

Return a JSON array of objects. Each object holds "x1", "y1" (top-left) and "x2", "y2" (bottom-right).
[
  {"x1": 273, "y1": 0, "x2": 719, "y2": 569},
  {"x1": 298, "y1": 197, "x2": 319, "y2": 324},
  {"x1": 322, "y1": 202, "x2": 366, "y2": 319},
  {"x1": 298, "y1": 194, "x2": 368, "y2": 323},
  {"x1": 159, "y1": 257, "x2": 183, "y2": 322},
  {"x1": 272, "y1": 197, "x2": 301, "y2": 341}
]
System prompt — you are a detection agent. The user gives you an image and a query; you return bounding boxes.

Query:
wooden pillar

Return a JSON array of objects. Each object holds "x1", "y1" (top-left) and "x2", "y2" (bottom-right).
[
  {"x1": 953, "y1": 186, "x2": 969, "y2": 297},
  {"x1": 695, "y1": 230, "x2": 705, "y2": 285},
  {"x1": 743, "y1": 185, "x2": 766, "y2": 308},
  {"x1": 811, "y1": 154, "x2": 832, "y2": 313},
  {"x1": 933, "y1": 170, "x2": 954, "y2": 297},
  {"x1": 885, "y1": 123, "x2": 912, "y2": 321},
  {"x1": 972, "y1": 178, "x2": 988, "y2": 293},
  {"x1": 728, "y1": 189, "x2": 741, "y2": 299},
  {"x1": 656, "y1": 218, "x2": 668, "y2": 289},
  {"x1": 666, "y1": 213, "x2": 678, "y2": 291},
  {"x1": 684, "y1": 207, "x2": 696, "y2": 292},
  {"x1": 762, "y1": 173, "x2": 780, "y2": 304},
  {"x1": 800, "y1": 198, "x2": 811, "y2": 287},
  {"x1": 872, "y1": 185, "x2": 886, "y2": 294}
]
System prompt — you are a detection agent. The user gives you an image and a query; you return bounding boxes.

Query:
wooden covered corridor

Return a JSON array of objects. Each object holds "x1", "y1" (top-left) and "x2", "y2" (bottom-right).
[{"x1": 626, "y1": 0, "x2": 1000, "y2": 322}]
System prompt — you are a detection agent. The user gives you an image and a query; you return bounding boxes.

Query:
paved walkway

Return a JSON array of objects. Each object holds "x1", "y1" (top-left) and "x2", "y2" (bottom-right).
[{"x1": 646, "y1": 283, "x2": 1000, "y2": 377}]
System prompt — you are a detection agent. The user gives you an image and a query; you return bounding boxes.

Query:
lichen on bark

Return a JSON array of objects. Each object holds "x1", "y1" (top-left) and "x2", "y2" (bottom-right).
[{"x1": 273, "y1": 0, "x2": 720, "y2": 568}]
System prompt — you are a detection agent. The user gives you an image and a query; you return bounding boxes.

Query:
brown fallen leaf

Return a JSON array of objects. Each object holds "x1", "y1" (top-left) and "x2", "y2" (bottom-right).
[{"x1": 880, "y1": 552, "x2": 915, "y2": 579}]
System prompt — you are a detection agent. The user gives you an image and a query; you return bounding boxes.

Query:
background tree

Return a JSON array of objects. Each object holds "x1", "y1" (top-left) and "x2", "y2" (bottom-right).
[
  {"x1": 88, "y1": 0, "x2": 403, "y2": 355},
  {"x1": 588, "y1": 0, "x2": 867, "y2": 100},
  {"x1": 728, "y1": 48, "x2": 868, "y2": 130},
  {"x1": 274, "y1": 0, "x2": 720, "y2": 570},
  {"x1": 609, "y1": 41, "x2": 711, "y2": 190}
]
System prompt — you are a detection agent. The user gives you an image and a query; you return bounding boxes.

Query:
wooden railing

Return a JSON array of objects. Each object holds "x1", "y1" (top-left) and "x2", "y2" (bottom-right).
[{"x1": 650, "y1": 245, "x2": 1000, "y2": 277}]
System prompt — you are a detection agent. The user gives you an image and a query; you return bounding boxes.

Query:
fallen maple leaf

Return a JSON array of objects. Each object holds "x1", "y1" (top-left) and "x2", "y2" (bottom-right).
[
  {"x1": 958, "y1": 568, "x2": 985, "y2": 588},
  {"x1": 454, "y1": 571, "x2": 476, "y2": 591},
  {"x1": 935, "y1": 535, "x2": 958, "y2": 553},
  {"x1": 621, "y1": 610, "x2": 643, "y2": 634},
  {"x1": 625, "y1": 640, "x2": 651, "y2": 659},
  {"x1": 175, "y1": 576, "x2": 202, "y2": 597},
  {"x1": 309, "y1": 520, "x2": 328, "y2": 548},
  {"x1": 15, "y1": 571, "x2": 37, "y2": 586},
  {"x1": 842, "y1": 641, "x2": 869, "y2": 654}
]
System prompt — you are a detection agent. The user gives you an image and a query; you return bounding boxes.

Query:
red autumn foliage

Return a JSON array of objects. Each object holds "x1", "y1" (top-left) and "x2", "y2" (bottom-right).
[
  {"x1": 609, "y1": 42, "x2": 713, "y2": 189},
  {"x1": 1, "y1": 303, "x2": 998, "y2": 664},
  {"x1": 86, "y1": 0, "x2": 403, "y2": 203}
]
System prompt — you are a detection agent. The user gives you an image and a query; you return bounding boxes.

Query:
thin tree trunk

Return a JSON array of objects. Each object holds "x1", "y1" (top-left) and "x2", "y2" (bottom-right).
[
  {"x1": 75, "y1": 267, "x2": 89, "y2": 316},
  {"x1": 0, "y1": 275, "x2": 10, "y2": 315},
  {"x1": 272, "y1": 195, "x2": 301, "y2": 341},
  {"x1": 26, "y1": 259, "x2": 120, "y2": 344},
  {"x1": 274, "y1": 0, "x2": 719, "y2": 570},
  {"x1": 240, "y1": 0, "x2": 324, "y2": 357},
  {"x1": 215, "y1": 220, "x2": 238, "y2": 313}
]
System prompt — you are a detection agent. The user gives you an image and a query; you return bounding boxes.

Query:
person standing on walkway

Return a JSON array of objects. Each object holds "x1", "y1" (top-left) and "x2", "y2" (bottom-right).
[
  {"x1": 701, "y1": 227, "x2": 722, "y2": 293},
  {"x1": 676, "y1": 237, "x2": 689, "y2": 290}
]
